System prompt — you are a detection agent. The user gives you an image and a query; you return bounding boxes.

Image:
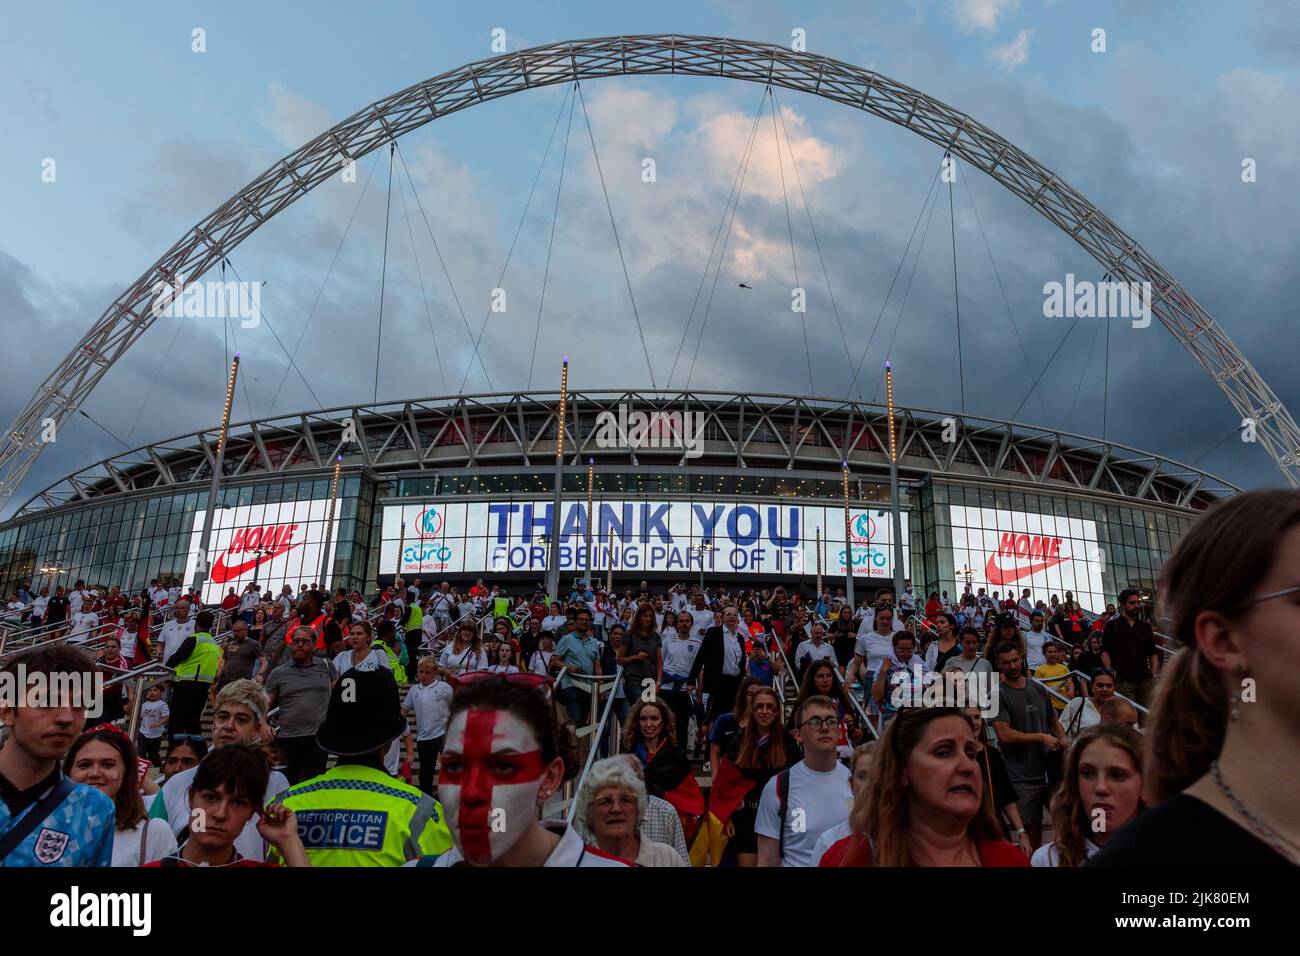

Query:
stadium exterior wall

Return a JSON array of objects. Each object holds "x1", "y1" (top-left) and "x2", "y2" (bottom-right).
[{"x1": 0, "y1": 393, "x2": 1230, "y2": 612}]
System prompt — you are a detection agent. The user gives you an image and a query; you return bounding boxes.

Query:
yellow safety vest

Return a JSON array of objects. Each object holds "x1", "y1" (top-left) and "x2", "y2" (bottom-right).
[
  {"x1": 273, "y1": 763, "x2": 452, "y2": 866},
  {"x1": 174, "y1": 632, "x2": 221, "y2": 683}
]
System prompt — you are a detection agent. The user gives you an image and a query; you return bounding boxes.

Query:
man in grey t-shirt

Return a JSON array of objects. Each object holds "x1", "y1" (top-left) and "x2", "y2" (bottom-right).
[
  {"x1": 991, "y1": 642, "x2": 1067, "y2": 851},
  {"x1": 265, "y1": 625, "x2": 338, "y2": 784}
]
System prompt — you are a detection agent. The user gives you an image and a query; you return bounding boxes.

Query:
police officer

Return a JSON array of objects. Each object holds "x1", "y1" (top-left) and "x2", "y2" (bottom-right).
[
  {"x1": 165, "y1": 609, "x2": 223, "y2": 738},
  {"x1": 273, "y1": 668, "x2": 452, "y2": 865}
]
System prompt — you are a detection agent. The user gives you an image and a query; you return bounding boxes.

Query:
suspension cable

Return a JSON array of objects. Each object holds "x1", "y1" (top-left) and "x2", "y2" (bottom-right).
[
  {"x1": 374, "y1": 143, "x2": 395, "y2": 405},
  {"x1": 957, "y1": 160, "x2": 1049, "y2": 422},
  {"x1": 769, "y1": 89, "x2": 815, "y2": 397},
  {"x1": 224, "y1": 258, "x2": 322, "y2": 409},
  {"x1": 394, "y1": 141, "x2": 488, "y2": 392},
  {"x1": 528, "y1": 84, "x2": 577, "y2": 391},
  {"x1": 576, "y1": 82, "x2": 657, "y2": 388},
  {"x1": 126, "y1": 284, "x2": 191, "y2": 440},
  {"x1": 459, "y1": 83, "x2": 577, "y2": 395},
  {"x1": 947, "y1": 155, "x2": 965, "y2": 413},
  {"x1": 845, "y1": 158, "x2": 943, "y2": 400},
  {"x1": 667, "y1": 86, "x2": 766, "y2": 388},
  {"x1": 393, "y1": 163, "x2": 448, "y2": 394},
  {"x1": 268, "y1": 151, "x2": 381, "y2": 415},
  {"x1": 687, "y1": 88, "x2": 768, "y2": 388},
  {"x1": 873, "y1": 174, "x2": 944, "y2": 402},
  {"x1": 1007, "y1": 273, "x2": 1111, "y2": 422},
  {"x1": 771, "y1": 89, "x2": 856, "y2": 394},
  {"x1": 1067, "y1": 312, "x2": 1106, "y2": 424}
]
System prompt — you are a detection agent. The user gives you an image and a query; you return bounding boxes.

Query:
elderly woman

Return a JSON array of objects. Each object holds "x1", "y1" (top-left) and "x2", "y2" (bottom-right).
[{"x1": 574, "y1": 756, "x2": 687, "y2": 866}]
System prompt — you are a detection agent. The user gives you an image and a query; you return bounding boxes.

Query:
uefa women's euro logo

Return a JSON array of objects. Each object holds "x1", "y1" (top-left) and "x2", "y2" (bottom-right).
[
  {"x1": 416, "y1": 507, "x2": 444, "y2": 539},
  {"x1": 407, "y1": 507, "x2": 452, "y2": 570}
]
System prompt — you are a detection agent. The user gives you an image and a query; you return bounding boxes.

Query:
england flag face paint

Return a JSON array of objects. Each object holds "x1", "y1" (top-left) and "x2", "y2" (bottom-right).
[{"x1": 440, "y1": 708, "x2": 547, "y2": 865}]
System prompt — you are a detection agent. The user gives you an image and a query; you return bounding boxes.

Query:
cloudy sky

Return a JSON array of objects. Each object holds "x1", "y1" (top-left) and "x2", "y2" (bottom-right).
[{"x1": 2, "y1": 0, "x2": 1298, "y2": 517}]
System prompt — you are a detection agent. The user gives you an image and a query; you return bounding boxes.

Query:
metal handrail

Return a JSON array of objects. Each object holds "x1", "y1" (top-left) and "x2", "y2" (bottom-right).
[{"x1": 543, "y1": 666, "x2": 623, "y2": 822}]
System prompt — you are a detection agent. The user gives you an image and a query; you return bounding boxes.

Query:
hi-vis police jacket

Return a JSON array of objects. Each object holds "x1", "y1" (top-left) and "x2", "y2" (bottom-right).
[{"x1": 273, "y1": 764, "x2": 451, "y2": 866}]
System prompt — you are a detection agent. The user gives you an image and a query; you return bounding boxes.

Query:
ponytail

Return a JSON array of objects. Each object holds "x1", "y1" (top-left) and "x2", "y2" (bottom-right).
[{"x1": 1144, "y1": 489, "x2": 1300, "y2": 804}]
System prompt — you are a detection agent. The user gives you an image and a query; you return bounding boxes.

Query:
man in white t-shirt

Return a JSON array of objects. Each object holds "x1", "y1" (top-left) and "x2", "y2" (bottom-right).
[
  {"x1": 1017, "y1": 588, "x2": 1035, "y2": 626},
  {"x1": 541, "y1": 606, "x2": 568, "y2": 634},
  {"x1": 1025, "y1": 611, "x2": 1049, "y2": 670},
  {"x1": 755, "y1": 695, "x2": 853, "y2": 867},
  {"x1": 30, "y1": 586, "x2": 50, "y2": 626},
  {"x1": 240, "y1": 584, "x2": 261, "y2": 618},
  {"x1": 68, "y1": 580, "x2": 91, "y2": 616},
  {"x1": 427, "y1": 582, "x2": 455, "y2": 634},
  {"x1": 158, "y1": 600, "x2": 196, "y2": 661},
  {"x1": 67, "y1": 606, "x2": 100, "y2": 644},
  {"x1": 794, "y1": 622, "x2": 837, "y2": 673}
]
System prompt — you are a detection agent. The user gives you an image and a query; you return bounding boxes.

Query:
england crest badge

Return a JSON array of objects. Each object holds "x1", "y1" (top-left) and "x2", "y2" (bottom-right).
[{"x1": 34, "y1": 827, "x2": 70, "y2": 864}]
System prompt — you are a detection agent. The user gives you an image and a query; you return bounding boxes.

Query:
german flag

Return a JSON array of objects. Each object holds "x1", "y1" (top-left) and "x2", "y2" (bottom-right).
[
  {"x1": 689, "y1": 753, "x2": 757, "y2": 866},
  {"x1": 641, "y1": 745, "x2": 705, "y2": 842}
]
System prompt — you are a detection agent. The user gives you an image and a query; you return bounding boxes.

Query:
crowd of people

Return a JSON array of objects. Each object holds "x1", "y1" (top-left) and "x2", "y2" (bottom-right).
[{"x1": 1, "y1": 487, "x2": 1296, "y2": 868}]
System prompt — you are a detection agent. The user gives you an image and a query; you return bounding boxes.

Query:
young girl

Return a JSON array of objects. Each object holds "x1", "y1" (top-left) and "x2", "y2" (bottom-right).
[
  {"x1": 66, "y1": 725, "x2": 177, "y2": 866},
  {"x1": 1033, "y1": 724, "x2": 1144, "y2": 866},
  {"x1": 146, "y1": 744, "x2": 309, "y2": 867},
  {"x1": 486, "y1": 641, "x2": 521, "y2": 675}
]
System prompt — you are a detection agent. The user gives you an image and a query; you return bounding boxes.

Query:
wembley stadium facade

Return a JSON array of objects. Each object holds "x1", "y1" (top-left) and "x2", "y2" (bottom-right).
[{"x1": 0, "y1": 390, "x2": 1237, "y2": 612}]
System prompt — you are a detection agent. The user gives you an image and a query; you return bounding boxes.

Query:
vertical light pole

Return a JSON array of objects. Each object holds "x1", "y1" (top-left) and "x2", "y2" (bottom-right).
[
  {"x1": 606, "y1": 527, "x2": 614, "y2": 596},
  {"x1": 584, "y1": 457, "x2": 594, "y2": 589},
  {"x1": 545, "y1": 358, "x2": 568, "y2": 601},
  {"x1": 815, "y1": 526, "x2": 823, "y2": 607},
  {"x1": 841, "y1": 460, "x2": 854, "y2": 611},
  {"x1": 318, "y1": 454, "x2": 343, "y2": 590},
  {"x1": 394, "y1": 519, "x2": 405, "y2": 591},
  {"x1": 191, "y1": 353, "x2": 240, "y2": 600},
  {"x1": 885, "y1": 361, "x2": 905, "y2": 600},
  {"x1": 694, "y1": 539, "x2": 713, "y2": 595}
]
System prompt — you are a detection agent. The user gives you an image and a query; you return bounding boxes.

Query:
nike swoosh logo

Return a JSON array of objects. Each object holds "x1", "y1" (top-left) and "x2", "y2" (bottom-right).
[
  {"x1": 210, "y1": 541, "x2": 303, "y2": 583},
  {"x1": 984, "y1": 553, "x2": 1066, "y2": 586}
]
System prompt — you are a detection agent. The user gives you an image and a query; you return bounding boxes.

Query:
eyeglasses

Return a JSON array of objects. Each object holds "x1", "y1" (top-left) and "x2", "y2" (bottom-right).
[
  {"x1": 452, "y1": 671, "x2": 554, "y2": 690},
  {"x1": 800, "y1": 716, "x2": 839, "y2": 731},
  {"x1": 1233, "y1": 583, "x2": 1300, "y2": 612},
  {"x1": 592, "y1": 793, "x2": 639, "y2": 811}
]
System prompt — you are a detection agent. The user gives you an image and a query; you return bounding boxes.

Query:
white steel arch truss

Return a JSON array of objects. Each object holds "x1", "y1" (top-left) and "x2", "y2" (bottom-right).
[
  {"x1": 12, "y1": 390, "x2": 1236, "y2": 518},
  {"x1": 2, "y1": 34, "x2": 1294, "y2": 499}
]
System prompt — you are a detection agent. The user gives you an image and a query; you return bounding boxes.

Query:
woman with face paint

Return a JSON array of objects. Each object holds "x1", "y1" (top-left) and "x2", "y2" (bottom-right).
[{"x1": 426, "y1": 677, "x2": 629, "y2": 867}]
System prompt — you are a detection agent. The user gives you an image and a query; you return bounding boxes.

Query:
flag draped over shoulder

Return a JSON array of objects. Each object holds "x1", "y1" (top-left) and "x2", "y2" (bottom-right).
[
  {"x1": 689, "y1": 752, "x2": 758, "y2": 866},
  {"x1": 640, "y1": 744, "x2": 705, "y2": 817}
]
